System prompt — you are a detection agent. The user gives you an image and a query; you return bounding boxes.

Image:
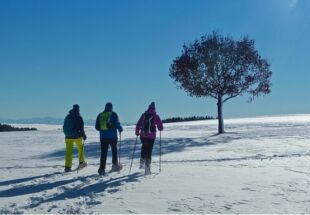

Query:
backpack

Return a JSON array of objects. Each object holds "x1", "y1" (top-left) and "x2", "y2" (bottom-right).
[
  {"x1": 63, "y1": 116, "x2": 75, "y2": 136},
  {"x1": 99, "y1": 112, "x2": 115, "y2": 131},
  {"x1": 142, "y1": 113, "x2": 156, "y2": 134}
]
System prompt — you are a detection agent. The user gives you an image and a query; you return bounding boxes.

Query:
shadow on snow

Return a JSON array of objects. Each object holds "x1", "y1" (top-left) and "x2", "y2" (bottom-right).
[
  {"x1": 36, "y1": 133, "x2": 243, "y2": 161},
  {"x1": 0, "y1": 133, "x2": 242, "y2": 200},
  {"x1": 0, "y1": 171, "x2": 64, "y2": 187},
  {"x1": 0, "y1": 172, "x2": 142, "y2": 207}
]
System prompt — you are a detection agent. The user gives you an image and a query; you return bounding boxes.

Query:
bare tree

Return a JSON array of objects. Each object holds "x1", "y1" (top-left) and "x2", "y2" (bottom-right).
[{"x1": 170, "y1": 32, "x2": 272, "y2": 133}]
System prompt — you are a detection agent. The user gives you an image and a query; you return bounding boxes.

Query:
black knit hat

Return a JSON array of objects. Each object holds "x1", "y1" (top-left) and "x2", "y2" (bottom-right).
[
  {"x1": 149, "y1": 102, "x2": 155, "y2": 109},
  {"x1": 105, "y1": 102, "x2": 113, "y2": 111},
  {"x1": 73, "y1": 104, "x2": 80, "y2": 110}
]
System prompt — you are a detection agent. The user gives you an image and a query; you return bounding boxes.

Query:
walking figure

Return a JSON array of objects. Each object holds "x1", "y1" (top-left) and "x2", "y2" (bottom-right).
[
  {"x1": 63, "y1": 104, "x2": 87, "y2": 172},
  {"x1": 96, "y1": 102, "x2": 123, "y2": 175},
  {"x1": 135, "y1": 102, "x2": 163, "y2": 174}
]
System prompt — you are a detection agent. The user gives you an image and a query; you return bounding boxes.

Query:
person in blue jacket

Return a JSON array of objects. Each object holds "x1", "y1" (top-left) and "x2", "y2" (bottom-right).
[{"x1": 95, "y1": 102, "x2": 123, "y2": 175}]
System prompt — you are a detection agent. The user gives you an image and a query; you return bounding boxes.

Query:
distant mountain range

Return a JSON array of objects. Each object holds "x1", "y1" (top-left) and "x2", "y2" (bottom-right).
[
  {"x1": 0, "y1": 117, "x2": 96, "y2": 125},
  {"x1": 0, "y1": 117, "x2": 135, "y2": 126},
  {"x1": 1, "y1": 115, "x2": 217, "y2": 126}
]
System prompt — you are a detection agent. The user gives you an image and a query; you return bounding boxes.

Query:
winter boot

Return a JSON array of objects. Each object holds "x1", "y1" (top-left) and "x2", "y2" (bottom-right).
[
  {"x1": 77, "y1": 162, "x2": 87, "y2": 170},
  {"x1": 145, "y1": 159, "x2": 151, "y2": 175},
  {"x1": 98, "y1": 168, "x2": 105, "y2": 176},
  {"x1": 111, "y1": 164, "x2": 121, "y2": 172},
  {"x1": 139, "y1": 158, "x2": 145, "y2": 169},
  {"x1": 64, "y1": 167, "x2": 71, "y2": 172}
]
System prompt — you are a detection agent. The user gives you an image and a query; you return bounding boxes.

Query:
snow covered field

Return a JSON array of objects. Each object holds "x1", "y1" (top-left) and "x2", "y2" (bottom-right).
[{"x1": 1, "y1": 114, "x2": 310, "y2": 213}]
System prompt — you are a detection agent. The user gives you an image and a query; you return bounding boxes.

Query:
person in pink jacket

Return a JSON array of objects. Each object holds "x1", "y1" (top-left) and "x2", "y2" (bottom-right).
[{"x1": 135, "y1": 102, "x2": 163, "y2": 174}]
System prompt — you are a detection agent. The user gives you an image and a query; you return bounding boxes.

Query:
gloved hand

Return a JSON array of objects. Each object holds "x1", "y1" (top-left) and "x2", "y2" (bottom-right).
[
  {"x1": 83, "y1": 134, "x2": 87, "y2": 141},
  {"x1": 135, "y1": 131, "x2": 139, "y2": 136}
]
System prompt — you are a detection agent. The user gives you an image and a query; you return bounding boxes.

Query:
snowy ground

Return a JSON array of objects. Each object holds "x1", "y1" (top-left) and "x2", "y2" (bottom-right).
[{"x1": 1, "y1": 114, "x2": 310, "y2": 213}]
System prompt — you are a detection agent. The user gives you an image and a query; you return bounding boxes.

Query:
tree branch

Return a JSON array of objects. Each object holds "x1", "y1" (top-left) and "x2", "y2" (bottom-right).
[{"x1": 223, "y1": 93, "x2": 241, "y2": 103}]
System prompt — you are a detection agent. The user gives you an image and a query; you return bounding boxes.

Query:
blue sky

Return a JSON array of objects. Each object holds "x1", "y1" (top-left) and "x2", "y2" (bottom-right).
[{"x1": 0, "y1": 0, "x2": 309, "y2": 123}]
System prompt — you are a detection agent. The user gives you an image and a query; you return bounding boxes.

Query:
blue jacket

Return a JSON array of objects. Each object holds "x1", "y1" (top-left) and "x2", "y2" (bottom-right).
[{"x1": 95, "y1": 110, "x2": 123, "y2": 139}]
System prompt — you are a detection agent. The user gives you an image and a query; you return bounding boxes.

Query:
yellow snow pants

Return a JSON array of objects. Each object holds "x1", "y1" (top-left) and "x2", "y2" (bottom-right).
[{"x1": 65, "y1": 137, "x2": 86, "y2": 168}]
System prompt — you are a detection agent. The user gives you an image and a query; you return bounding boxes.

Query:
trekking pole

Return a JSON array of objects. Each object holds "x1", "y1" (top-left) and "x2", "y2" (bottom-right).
[
  {"x1": 118, "y1": 132, "x2": 121, "y2": 167},
  {"x1": 129, "y1": 136, "x2": 138, "y2": 174},
  {"x1": 159, "y1": 131, "x2": 162, "y2": 173}
]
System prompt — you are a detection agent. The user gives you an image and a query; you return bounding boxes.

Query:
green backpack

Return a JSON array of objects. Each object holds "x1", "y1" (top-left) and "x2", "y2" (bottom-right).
[{"x1": 99, "y1": 112, "x2": 115, "y2": 131}]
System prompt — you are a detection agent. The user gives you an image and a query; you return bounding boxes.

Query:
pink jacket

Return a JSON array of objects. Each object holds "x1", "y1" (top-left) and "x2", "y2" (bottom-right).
[{"x1": 135, "y1": 106, "x2": 163, "y2": 140}]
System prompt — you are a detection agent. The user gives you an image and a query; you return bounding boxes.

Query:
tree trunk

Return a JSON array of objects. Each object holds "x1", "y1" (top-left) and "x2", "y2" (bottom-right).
[{"x1": 217, "y1": 95, "x2": 224, "y2": 134}]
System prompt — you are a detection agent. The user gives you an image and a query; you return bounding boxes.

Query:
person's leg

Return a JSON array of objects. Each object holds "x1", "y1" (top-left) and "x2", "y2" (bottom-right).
[
  {"x1": 145, "y1": 139, "x2": 155, "y2": 174},
  {"x1": 75, "y1": 138, "x2": 86, "y2": 164},
  {"x1": 146, "y1": 139, "x2": 155, "y2": 160},
  {"x1": 65, "y1": 139, "x2": 74, "y2": 169},
  {"x1": 140, "y1": 138, "x2": 147, "y2": 168},
  {"x1": 110, "y1": 139, "x2": 118, "y2": 166},
  {"x1": 99, "y1": 139, "x2": 109, "y2": 173}
]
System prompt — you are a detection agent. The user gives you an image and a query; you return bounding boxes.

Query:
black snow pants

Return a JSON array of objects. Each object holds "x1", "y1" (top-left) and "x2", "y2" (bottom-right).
[
  {"x1": 140, "y1": 137, "x2": 155, "y2": 167},
  {"x1": 99, "y1": 138, "x2": 118, "y2": 171}
]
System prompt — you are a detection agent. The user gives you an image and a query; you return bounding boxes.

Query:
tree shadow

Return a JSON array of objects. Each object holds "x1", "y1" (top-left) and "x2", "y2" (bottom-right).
[
  {"x1": 208, "y1": 131, "x2": 239, "y2": 137},
  {"x1": 159, "y1": 134, "x2": 242, "y2": 156},
  {"x1": 37, "y1": 133, "x2": 243, "y2": 162}
]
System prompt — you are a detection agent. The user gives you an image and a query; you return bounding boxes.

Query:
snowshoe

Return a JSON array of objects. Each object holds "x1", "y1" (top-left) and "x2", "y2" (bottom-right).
[
  {"x1": 98, "y1": 169, "x2": 106, "y2": 176},
  {"x1": 64, "y1": 167, "x2": 72, "y2": 172},
  {"x1": 77, "y1": 162, "x2": 87, "y2": 171},
  {"x1": 109, "y1": 164, "x2": 123, "y2": 173},
  {"x1": 139, "y1": 163, "x2": 145, "y2": 169},
  {"x1": 145, "y1": 165, "x2": 151, "y2": 175},
  {"x1": 145, "y1": 159, "x2": 151, "y2": 175},
  {"x1": 139, "y1": 159, "x2": 145, "y2": 169}
]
